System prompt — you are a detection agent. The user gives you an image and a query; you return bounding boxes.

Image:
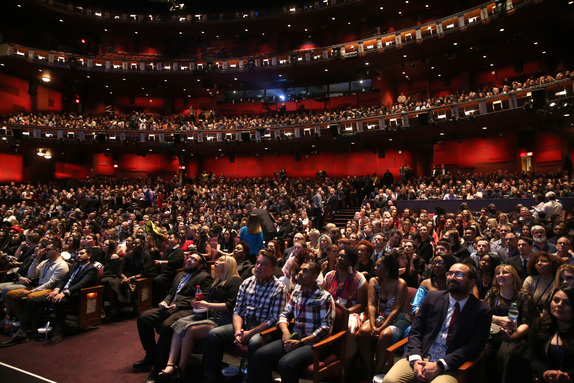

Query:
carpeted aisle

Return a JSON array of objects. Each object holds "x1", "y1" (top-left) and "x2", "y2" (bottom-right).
[{"x1": 0, "y1": 318, "x2": 151, "y2": 383}]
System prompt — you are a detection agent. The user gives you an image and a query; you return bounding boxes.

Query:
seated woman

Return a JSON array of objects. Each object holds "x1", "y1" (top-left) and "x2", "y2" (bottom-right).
[
  {"x1": 395, "y1": 243, "x2": 420, "y2": 288},
  {"x1": 523, "y1": 252, "x2": 564, "y2": 313},
  {"x1": 484, "y1": 264, "x2": 537, "y2": 383},
  {"x1": 159, "y1": 255, "x2": 242, "y2": 378},
  {"x1": 478, "y1": 253, "x2": 502, "y2": 299},
  {"x1": 529, "y1": 285, "x2": 574, "y2": 383},
  {"x1": 216, "y1": 230, "x2": 235, "y2": 258},
  {"x1": 322, "y1": 245, "x2": 367, "y2": 334},
  {"x1": 357, "y1": 255, "x2": 410, "y2": 378},
  {"x1": 410, "y1": 253, "x2": 456, "y2": 316},
  {"x1": 554, "y1": 264, "x2": 574, "y2": 290}
]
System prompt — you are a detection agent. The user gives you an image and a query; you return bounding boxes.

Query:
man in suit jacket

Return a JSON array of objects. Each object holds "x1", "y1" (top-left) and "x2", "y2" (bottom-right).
[
  {"x1": 135, "y1": 253, "x2": 213, "y2": 383},
  {"x1": 1, "y1": 247, "x2": 98, "y2": 346},
  {"x1": 152, "y1": 232, "x2": 184, "y2": 303},
  {"x1": 508, "y1": 236, "x2": 533, "y2": 281},
  {"x1": 383, "y1": 263, "x2": 492, "y2": 383}
]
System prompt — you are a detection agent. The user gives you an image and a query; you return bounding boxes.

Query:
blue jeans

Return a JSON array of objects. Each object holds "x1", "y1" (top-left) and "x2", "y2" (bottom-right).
[
  {"x1": 252, "y1": 339, "x2": 314, "y2": 383},
  {"x1": 203, "y1": 323, "x2": 263, "y2": 383}
]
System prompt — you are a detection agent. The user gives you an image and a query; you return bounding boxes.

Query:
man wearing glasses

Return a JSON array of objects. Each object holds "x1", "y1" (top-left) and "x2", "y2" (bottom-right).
[
  {"x1": 2, "y1": 247, "x2": 97, "y2": 346},
  {"x1": 383, "y1": 263, "x2": 492, "y2": 383},
  {"x1": 2, "y1": 241, "x2": 69, "y2": 339}
]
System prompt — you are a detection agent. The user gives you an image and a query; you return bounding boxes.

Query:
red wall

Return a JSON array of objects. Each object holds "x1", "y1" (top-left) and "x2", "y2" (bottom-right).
[
  {"x1": 55, "y1": 162, "x2": 90, "y2": 179},
  {"x1": 0, "y1": 73, "x2": 62, "y2": 114},
  {"x1": 0, "y1": 153, "x2": 23, "y2": 183},
  {"x1": 198, "y1": 150, "x2": 413, "y2": 179},
  {"x1": 434, "y1": 133, "x2": 519, "y2": 170}
]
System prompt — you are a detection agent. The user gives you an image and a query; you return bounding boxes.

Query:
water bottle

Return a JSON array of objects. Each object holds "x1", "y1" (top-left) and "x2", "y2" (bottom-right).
[
  {"x1": 195, "y1": 285, "x2": 203, "y2": 301},
  {"x1": 508, "y1": 302, "x2": 519, "y2": 327},
  {"x1": 4, "y1": 315, "x2": 12, "y2": 335}
]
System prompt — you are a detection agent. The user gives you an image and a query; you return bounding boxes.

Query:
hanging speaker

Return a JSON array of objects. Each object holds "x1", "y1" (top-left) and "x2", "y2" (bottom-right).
[
  {"x1": 418, "y1": 112, "x2": 429, "y2": 126},
  {"x1": 378, "y1": 150, "x2": 386, "y2": 159},
  {"x1": 229, "y1": 153, "x2": 235, "y2": 163},
  {"x1": 329, "y1": 125, "x2": 339, "y2": 137},
  {"x1": 173, "y1": 134, "x2": 182, "y2": 144},
  {"x1": 531, "y1": 89, "x2": 546, "y2": 109},
  {"x1": 97, "y1": 133, "x2": 106, "y2": 143}
]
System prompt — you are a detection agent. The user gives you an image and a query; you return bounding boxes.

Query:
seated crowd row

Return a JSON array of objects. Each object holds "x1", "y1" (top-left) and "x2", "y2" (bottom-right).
[
  {"x1": 1, "y1": 69, "x2": 571, "y2": 133},
  {"x1": 0, "y1": 175, "x2": 572, "y2": 382}
]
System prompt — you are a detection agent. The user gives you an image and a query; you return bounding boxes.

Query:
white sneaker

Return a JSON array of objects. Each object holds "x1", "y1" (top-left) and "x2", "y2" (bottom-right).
[{"x1": 373, "y1": 373, "x2": 386, "y2": 383}]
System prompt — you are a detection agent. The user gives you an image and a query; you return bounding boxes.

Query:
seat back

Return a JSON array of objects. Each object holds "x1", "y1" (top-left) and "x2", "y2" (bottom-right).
[
  {"x1": 405, "y1": 287, "x2": 417, "y2": 321},
  {"x1": 210, "y1": 237, "x2": 219, "y2": 260},
  {"x1": 333, "y1": 302, "x2": 350, "y2": 335}
]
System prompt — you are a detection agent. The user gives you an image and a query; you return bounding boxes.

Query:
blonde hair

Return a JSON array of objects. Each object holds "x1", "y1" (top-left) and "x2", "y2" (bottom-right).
[
  {"x1": 492, "y1": 264, "x2": 523, "y2": 294},
  {"x1": 212, "y1": 255, "x2": 240, "y2": 288},
  {"x1": 553, "y1": 263, "x2": 574, "y2": 291}
]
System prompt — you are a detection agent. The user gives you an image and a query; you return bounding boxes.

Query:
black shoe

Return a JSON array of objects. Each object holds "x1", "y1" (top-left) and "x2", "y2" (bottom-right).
[
  {"x1": 133, "y1": 358, "x2": 154, "y2": 370},
  {"x1": 0, "y1": 334, "x2": 28, "y2": 347},
  {"x1": 50, "y1": 331, "x2": 63, "y2": 343}
]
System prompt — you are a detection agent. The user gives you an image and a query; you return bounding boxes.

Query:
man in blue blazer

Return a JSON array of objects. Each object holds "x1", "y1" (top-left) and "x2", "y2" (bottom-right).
[{"x1": 383, "y1": 262, "x2": 492, "y2": 383}]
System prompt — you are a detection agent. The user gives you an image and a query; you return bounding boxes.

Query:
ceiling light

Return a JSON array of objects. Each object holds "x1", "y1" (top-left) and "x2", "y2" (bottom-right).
[{"x1": 41, "y1": 76, "x2": 51, "y2": 83}]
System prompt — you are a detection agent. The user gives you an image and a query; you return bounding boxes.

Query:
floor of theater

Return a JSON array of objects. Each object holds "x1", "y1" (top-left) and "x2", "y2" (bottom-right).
[{"x1": 0, "y1": 314, "x2": 315, "y2": 383}]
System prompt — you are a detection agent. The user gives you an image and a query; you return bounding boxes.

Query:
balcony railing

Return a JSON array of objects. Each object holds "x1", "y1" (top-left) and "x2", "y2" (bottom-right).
[
  {"x1": 7, "y1": 0, "x2": 535, "y2": 75},
  {"x1": 2, "y1": 79, "x2": 572, "y2": 144}
]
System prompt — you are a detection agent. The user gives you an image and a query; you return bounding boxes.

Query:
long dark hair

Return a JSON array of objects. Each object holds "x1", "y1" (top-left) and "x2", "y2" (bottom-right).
[{"x1": 536, "y1": 285, "x2": 574, "y2": 348}]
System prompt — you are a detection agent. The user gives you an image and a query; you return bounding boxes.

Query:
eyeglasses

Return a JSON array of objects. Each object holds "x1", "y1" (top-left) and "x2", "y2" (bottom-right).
[
  {"x1": 446, "y1": 271, "x2": 467, "y2": 278},
  {"x1": 433, "y1": 260, "x2": 445, "y2": 266}
]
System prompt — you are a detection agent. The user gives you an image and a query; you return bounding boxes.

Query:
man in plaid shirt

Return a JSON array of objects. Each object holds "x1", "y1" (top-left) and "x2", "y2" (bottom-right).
[
  {"x1": 204, "y1": 248, "x2": 287, "y2": 383},
  {"x1": 252, "y1": 261, "x2": 335, "y2": 383}
]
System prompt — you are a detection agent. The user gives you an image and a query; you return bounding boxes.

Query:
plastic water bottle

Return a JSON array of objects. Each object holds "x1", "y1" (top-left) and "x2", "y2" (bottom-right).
[
  {"x1": 195, "y1": 285, "x2": 203, "y2": 301},
  {"x1": 4, "y1": 315, "x2": 12, "y2": 335},
  {"x1": 508, "y1": 302, "x2": 519, "y2": 326}
]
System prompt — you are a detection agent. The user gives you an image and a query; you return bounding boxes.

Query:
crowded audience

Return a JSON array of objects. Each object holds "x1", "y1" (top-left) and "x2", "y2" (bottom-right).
[
  {"x1": 1, "y1": 69, "x2": 571, "y2": 134},
  {"x1": 0, "y1": 168, "x2": 572, "y2": 383}
]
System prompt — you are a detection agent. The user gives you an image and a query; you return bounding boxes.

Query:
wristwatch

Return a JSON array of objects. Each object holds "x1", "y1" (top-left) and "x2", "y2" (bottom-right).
[{"x1": 436, "y1": 360, "x2": 445, "y2": 372}]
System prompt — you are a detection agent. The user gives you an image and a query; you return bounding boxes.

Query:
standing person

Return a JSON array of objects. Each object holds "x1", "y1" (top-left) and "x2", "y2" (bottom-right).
[
  {"x1": 239, "y1": 213, "x2": 264, "y2": 263},
  {"x1": 158, "y1": 256, "x2": 242, "y2": 379},
  {"x1": 311, "y1": 188, "x2": 323, "y2": 231},
  {"x1": 203, "y1": 248, "x2": 287, "y2": 383},
  {"x1": 529, "y1": 285, "x2": 574, "y2": 383},
  {"x1": 252, "y1": 261, "x2": 335, "y2": 383},
  {"x1": 134, "y1": 253, "x2": 213, "y2": 383},
  {"x1": 382, "y1": 263, "x2": 492, "y2": 383},
  {"x1": 251, "y1": 208, "x2": 277, "y2": 244}
]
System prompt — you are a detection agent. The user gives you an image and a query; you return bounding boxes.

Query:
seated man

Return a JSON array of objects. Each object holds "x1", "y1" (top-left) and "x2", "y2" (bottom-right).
[
  {"x1": 252, "y1": 261, "x2": 335, "y2": 383},
  {"x1": 152, "y1": 232, "x2": 184, "y2": 304},
  {"x1": 3, "y1": 241, "x2": 69, "y2": 327},
  {"x1": 383, "y1": 262, "x2": 492, "y2": 383},
  {"x1": 135, "y1": 252, "x2": 212, "y2": 383},
  {"x1": 203, "y1": 248, "x2": 287, "y2": 383},
  {"x1": 1, "y1": 247, "x2": 97, "y2": 345}
]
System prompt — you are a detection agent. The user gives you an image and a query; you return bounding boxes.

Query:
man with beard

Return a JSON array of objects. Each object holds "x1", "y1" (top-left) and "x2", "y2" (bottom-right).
[
  {"x1": 531, "y1": 225, "x2": 556, "y2": 254},
  {"x1": 382, "y1": 263, "x2": 492, "y2": 383},
  {"x1": 134, "y1": 253, "x2": 212, "y2": 383},
  {"x1": 251, "y1": 261, "x2": 335, "y2": 383}
]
